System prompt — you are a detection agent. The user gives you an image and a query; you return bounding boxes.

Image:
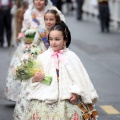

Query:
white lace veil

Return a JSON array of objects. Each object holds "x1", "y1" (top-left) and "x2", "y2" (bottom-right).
[
  {"x1": 25, "y1": 0, "x2": 65, "y2": 22},
  {"x1": 48, "y1": 6, "x2": 65, "y2": 22},
  {"x1": 22, "y1": 0, "x2": 65, "y2": 32},
  {"x1": 24, "y1": 0, "x2": 52, "y2": 19},
  {"x1": 27, "y1": 0, "x2": 53, "y2": 13}
]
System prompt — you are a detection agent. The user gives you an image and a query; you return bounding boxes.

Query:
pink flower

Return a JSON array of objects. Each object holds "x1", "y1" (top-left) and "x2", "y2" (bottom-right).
[
  {"x1": 31, "y1": 25, "x2": 36, "y2": 29},
  {"x1": 17, "y1": 32, "x2": 25, "y2": 39}
]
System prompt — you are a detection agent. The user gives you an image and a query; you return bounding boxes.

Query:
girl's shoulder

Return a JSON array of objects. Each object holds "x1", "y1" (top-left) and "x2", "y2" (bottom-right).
[
  {"x1": 65, "y1": 49, "x2": 80, "y2": 60},
  {"x1": 64, "y1": 49, "x2": 84, "y2": 66}
]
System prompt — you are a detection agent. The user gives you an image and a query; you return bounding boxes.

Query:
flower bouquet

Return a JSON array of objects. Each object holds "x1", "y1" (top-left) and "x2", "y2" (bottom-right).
[
  {"x1": 17, "y1": 29, "x2": 36, "y2": 44},
  {"x1": 23, "y1": 44, "x2": 42, "y2": 59},
  {"x1": 17, "y1": 29, "x2": 36, "y2": 43},
  {"x1": 14, "y1": 58, "x2": 52, "y2": 85},
  {"x1": 23, "y1": 29, "x2": 37, "y2": 44}
]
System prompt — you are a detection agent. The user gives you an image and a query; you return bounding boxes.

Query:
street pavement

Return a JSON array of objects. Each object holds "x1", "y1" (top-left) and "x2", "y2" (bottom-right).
[{"x1": 0, "y1": 14, "x2": 120, "y2": 120}]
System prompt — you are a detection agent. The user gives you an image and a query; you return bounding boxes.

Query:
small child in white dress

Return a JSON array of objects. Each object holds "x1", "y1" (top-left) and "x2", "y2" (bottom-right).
[{"x1": 24, "y1": 22, "x2": 98, "y2": 120}]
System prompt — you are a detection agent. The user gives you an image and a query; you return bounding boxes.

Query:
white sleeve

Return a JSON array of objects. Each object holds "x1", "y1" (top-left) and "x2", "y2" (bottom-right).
[
  {"x1": 21, "y1": 11, "x2": 31, "y2": 32},
  {"x1": 68, "y1": 52, "x2": 98, "y2": 104},
  {"x1": 33, "y1": 31, "x2": 41, "y2": 45},
  {"x1": 10, "y1": 5, "x2": 17, "y2": 15}
]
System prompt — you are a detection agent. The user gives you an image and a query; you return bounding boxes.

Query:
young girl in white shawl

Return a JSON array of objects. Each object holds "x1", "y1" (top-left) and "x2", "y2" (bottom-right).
[
  {"x1": 13, "y1": 9, "x2": 65, "y2": 120},
  {"x1": 24, "y1": 22, "x2": 98, "y2": 120}
]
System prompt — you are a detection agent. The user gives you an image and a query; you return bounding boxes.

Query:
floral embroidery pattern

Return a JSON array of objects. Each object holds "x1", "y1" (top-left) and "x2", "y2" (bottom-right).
[{"x1": 24, "y1": 100, "x2": 83, "y2": 120}]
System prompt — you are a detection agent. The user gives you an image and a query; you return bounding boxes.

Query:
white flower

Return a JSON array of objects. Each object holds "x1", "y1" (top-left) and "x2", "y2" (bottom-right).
[
  {"x1": 21, "y1": 54, "x2": 29, "y2": 61},
  {"x1": 24, "y1": 29, "x2": 37, "y2": 36}
]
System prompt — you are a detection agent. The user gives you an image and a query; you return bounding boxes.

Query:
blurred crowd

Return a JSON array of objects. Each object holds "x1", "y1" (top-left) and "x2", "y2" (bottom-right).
[
  {"x1": 0, "y1": 0, "x2": 118, "y2": 48},
  {"x1": 0, "y1": 0, "x2": 29, "y2": 48}
]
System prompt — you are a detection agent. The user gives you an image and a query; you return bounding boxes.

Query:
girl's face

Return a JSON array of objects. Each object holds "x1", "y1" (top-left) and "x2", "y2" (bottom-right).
[
  {"x1": 34, "y1": 0, "x2": 46, "y2": 11},
  {"x1": 44, "y1": 13, "x2": 56, "y2": 30},
  {"x1": 49, "y1": 30, "x2": 66, "y2": 52}
]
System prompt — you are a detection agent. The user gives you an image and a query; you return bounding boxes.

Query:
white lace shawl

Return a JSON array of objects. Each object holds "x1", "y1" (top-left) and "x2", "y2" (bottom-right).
[
  {"x1": 21, "y1": 0, "x2": 53, "y2": 32},
  {"x1": 21, "y1": 0, "x2": 65, "y2": 32}
]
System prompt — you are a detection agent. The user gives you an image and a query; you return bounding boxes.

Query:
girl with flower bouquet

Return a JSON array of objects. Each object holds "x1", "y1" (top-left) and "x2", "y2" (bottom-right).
[
  {"x1": 23, "y1": 23, "x2": 98, "y2": 120},
  {"x1": 4, "y1": 0, "x2": 54, "y2": 102},
  {"x1": 13, "y1": 9, "x2": 66, "y2": 120},
  {"x1": 5, "y1": 0, "x2": 52, "y2": 101}
]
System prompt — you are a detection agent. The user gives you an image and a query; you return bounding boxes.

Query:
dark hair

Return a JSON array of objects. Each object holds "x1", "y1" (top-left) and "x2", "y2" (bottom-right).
[
  {"x1": 48, "y1": 21, "x2": 71, "y2": 47},
  {"x1": 33, "y1": 0, "x2": 48, "y2": 5},
  {"x1": 22, "y1": 1, "x2": 28, "y2": 8},
  {"x1": 45, "y1": 0, "x2": 48, "y2": 5},
  {"x1": 44, "y1": 9, "x2": 61, "y2": 23}
]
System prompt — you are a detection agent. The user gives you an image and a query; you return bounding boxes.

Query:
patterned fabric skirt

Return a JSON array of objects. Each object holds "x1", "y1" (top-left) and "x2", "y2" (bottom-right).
[
  {"x1": 13, "y1": 81, "x2": 32, "y2": 120},
  {"x1": 4, "y1": 42, "x2": 25, "y2": 101},
  {"x1": 24, "y1": 99, "x2": 83, "y2": 120}
]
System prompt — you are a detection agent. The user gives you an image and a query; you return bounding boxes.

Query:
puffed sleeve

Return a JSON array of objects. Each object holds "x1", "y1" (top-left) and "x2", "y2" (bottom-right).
[
  {"x1": 33, "y1": 31, "x2": 41, "y2": 45},
  {"x1": 67, "y1": 51, "x2": 98, "y2": 104}
]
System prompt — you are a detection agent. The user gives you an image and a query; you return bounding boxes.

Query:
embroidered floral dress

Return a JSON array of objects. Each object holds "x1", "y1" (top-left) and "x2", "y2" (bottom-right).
[
  {"x1": 4, "y1": 8, "x2": 48, "y2": 102},
  {"x1": 24, "y1": 55, "x2": 83, "y2": 120},
  {"x1": 23, "y1": 48, "x2": 98, "y2": 120},
  {"x1": 13, "y1": 29, "x2": 50, "y2": 120},
  {"x1": 25, "y1": 100, "x2": 83, "y2": 120}
]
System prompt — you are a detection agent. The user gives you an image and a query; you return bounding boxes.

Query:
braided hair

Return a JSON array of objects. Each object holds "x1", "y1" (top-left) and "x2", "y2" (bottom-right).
[{"x1": 44, "y1": 9, "x2": 61, "y2": 24}]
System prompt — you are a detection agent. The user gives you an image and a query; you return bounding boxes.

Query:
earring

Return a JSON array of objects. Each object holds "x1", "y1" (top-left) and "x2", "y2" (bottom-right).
[{"x1": 63, "y1": 45, "x2": 66, "y2": 49}]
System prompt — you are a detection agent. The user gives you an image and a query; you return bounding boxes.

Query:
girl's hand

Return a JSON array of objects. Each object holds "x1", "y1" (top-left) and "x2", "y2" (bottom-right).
[
  {"x1": 70, "y1": 93, "x2": 78, "y2": 105},
  {"x1": 32, "y1": 72, "x2": 45, "y2": 82}
]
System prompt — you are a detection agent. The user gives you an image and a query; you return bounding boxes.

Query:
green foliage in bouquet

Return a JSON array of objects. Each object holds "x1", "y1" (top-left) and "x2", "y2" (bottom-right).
[
  {"x1": 24, "y1": 29, "x2": 37, "y2": 44},
  {"x1": 24, "y1": 29, "x2": 36, "y2": 38},
  {"x1": 14, "y1": 58, "x2": 52, "y2": 85},
  {"x1": 25, "y1": 32, "x2": 36, "y2": 39}
]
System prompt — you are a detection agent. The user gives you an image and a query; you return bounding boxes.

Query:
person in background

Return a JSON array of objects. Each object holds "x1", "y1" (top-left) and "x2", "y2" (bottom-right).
[
  {"x1": 11, "y1": 0, "x2": 25, "y2": 47},
  {"x1": 33, "y1": 7, "x2": 65, "y2": 48},
  {"x1": 10, "y1": 0, "x2": 23, "y2": 47},
  {"x1": 76, "y1": 0, "x2": 84, "y2": 20},
  {"x1": 10, "y1": 1, "x2": 17, "y2": 47},
  {"x1": 17, "y1": 0, "x2": 23, "y2": 8},
  {"x1": 98, "y1": 0, "x2": 110, "y2": 32},
  {"x1": 0, "y1": 0, "x2": 12, "y2": 47},
  {"x1": 50, "y1": 0, "x2": 57, "y2": 6},
  {"x1": 66, "y1": 0, "x2": 74, "y2": 15},
  {"x1": 56, "y1": 0, "x2": 63, "y2": 12},
  {"x1": 13, "y1": 8, "x2": 65, "y2": 120},
  {"x1": 16, "y1": 0, "x2": 29, "y2": 44},
  {"x1": 4, "y1": 0, "x2": 53, "y2": 102}
]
